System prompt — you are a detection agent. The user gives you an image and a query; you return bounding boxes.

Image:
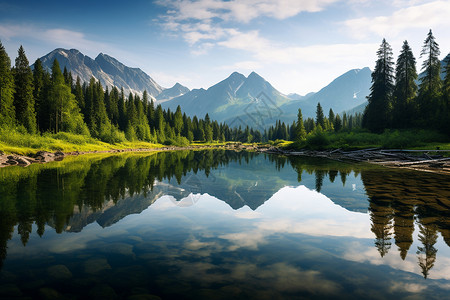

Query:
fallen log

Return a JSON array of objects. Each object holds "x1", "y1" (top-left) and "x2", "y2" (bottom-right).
[{"x1": 394, "y1": 157, "x2": 450, "y2": 166}]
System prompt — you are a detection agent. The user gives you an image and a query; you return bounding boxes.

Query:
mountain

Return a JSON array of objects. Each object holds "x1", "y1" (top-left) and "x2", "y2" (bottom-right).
[
  {"x1": 161, "y1": 68, "x2": 372, "y2": 128},
  {"x1": 35, "y1": 48, "x2": 164, "y2": 98},
  {"x1": 278, "y1": 67, "x2": 372, "y2": 121},
  {"x1": 161, "y1": 71, "x2": 291, "y2": 126},
  {"x1": 156, "y1": 82, "x2": 190, "y2": 102},
  {"x1": 287, "y1": 92, "x2": 315, "y2": 101},
  {"x1": 307, "y1": 67, "x2": 372, "y2": 112}
]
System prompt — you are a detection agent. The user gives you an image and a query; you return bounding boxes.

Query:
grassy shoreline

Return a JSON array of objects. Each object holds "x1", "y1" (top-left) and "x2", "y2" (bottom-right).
[
  {"x1": 1, "y1": 128, "x2": 449, "y2": 158},
  {"x1": 276, "y1": 129, "x2": 450, "y2": 152},
  {"x1": 0, "y1": 128, "x2": 254, "y2": 158},
  {"x1": 0, "y1": 128, "x2": 166, "y2": 156}
]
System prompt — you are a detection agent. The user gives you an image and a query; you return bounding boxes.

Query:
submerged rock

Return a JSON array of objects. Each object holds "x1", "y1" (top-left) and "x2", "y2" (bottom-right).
[
  {"x1": 47, "y1": 264, "x2": 72, "y2": 280},
  {"x1": 88, "y1": 284, "x2": 117, "y2": 300},
  {"x1": 0, "y1": 283, "x2": 22, "y2": 297},
  {"x1": 127, "y1": 294, "x2": 162, "y2": 300},
  {"x1": 83, "y1": 258, "x2": 112, "y2": 274},
  {"x1": 38, "y1": 287, "x2": 60, "y2": 300}
]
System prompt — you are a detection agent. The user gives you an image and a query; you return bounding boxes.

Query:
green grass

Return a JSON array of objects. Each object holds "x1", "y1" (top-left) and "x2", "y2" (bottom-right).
[
  {"x1": 0, "y1": 128, "x2": 164, "y2": 156},
  {"x1": 268, "y1": 139, "x2": 293, "y2": 147},
  {"x1": 284, "y1": 129, "x2": 450, "y2": 151},
  {"x1": 190, "y1": 141, "x2": 254, "y2": 146}
]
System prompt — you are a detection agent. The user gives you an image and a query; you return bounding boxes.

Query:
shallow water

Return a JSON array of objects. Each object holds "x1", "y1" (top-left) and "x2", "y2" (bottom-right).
[{"x1": 0, "y1": 150, "x2": 449, "y2": 299}]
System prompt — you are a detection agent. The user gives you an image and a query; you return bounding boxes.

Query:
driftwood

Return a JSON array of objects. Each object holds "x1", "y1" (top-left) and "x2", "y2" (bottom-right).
[
  {"x1": 258, "y1": 147, "x2": 450, "y2": 175},
  {"x1": 393, "y1": 157, "x2": 450, "y2": 166}
]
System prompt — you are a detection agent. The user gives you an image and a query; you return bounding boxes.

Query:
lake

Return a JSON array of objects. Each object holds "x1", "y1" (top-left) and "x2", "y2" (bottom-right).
[{"x1": 0, "y1": 150, "x2": 449, "y2": 299}]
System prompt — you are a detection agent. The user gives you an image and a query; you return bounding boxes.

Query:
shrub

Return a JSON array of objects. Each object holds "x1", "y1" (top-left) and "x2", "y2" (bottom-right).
[{"x1": 305, "y1": 126, "x2": 330, "y2": 149}]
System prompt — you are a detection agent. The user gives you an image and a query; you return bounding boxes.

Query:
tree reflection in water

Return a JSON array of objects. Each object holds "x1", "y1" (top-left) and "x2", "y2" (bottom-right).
[{"x1": 0, "y1": 150, "x2": 449, "y2": 279}]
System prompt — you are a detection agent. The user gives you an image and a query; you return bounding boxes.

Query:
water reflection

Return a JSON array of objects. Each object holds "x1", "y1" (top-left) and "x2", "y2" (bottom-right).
[
  {"x1": 0, "y1": 150, "x2": 449, "y2": 298},
  {"x1": 361, "y1": 169, "x2": 450, "y2": 279}
]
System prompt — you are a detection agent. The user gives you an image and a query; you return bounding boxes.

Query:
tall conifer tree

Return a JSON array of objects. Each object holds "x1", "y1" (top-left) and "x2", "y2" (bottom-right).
[
  {"x1": 393, "y1": 40, "x2": 417, "y2": 128},
  {"x1": 13, "y1": 46, "x2": 36, "y2": 133},
  {"x1": 315, "y1": 102, "x2": 325, "y2": 129},
  {"x1": 73, "y1": 76, "x2": 84, "y2": 111},
  {"x1": 32, "y1": 59, "x2": 45, "y2": 131},
  {"x1": 0, "y1": 41, "x2": 15, "y2": 128},
  {"x1": 174, "y1": 105, "x2": 183, "y2": 135},
  {"x1": 296, "y1": 108, "x2": 306, "y2": 141},
  {"x1": 442, "y1": 54, "x2": 450, "y2": 134},
  {"x1": 48, "y1": 59, "x2": 88, "y2": 134},
  {"x1": 418, "y1": 29, "x2": 441, "y2": 122},
  {"x1": 363, "y1": 39, "x2": 394, "y2": 132}
]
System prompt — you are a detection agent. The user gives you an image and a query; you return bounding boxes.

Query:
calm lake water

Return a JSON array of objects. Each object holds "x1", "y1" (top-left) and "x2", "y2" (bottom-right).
[{"x1": 0, "y1": 150, "x2": 449, "y2": 299}]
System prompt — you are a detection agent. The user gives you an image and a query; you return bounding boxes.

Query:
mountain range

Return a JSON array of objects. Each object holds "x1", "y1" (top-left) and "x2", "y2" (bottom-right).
[
  {"x1": 36, "y1": 48, "x2": 374, "y2": 127},
  {"x1": 35, "y1": 48, "x2": 190, "y2": 100}
]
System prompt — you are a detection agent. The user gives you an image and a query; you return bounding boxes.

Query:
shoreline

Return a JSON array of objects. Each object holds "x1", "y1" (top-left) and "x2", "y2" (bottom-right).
[
  {"x1": 0, "y1": 143, "x2": 258, "y2": 168},
  {"x1": 259, "y1": 147, "x2": 450, "y2": 175},
  {"x1": 2, "y1": 145, "x2": 449, "y2": 175}
]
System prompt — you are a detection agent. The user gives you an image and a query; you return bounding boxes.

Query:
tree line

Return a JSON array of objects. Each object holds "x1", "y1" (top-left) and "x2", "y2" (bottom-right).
[
  {"x1": 1, "y1": 41, "x2": 368, "y2": 146},
  {"x1": 264, "y1": 104, "x2": 363, "y2": 142},
  {"x1": 0, "y1": 42, "x2": 278, "y2": 145},
  {"x1": 5, "y1": 35, "x2": 441, "y2": 147},
  {"x1": 363, "y1": 30, "x2": 450, "y2": 134}
]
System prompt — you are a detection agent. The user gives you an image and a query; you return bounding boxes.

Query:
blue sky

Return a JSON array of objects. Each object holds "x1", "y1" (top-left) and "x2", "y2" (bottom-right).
[{"x1": 1, "y1": 0, "x2": 449, "y2": 94}]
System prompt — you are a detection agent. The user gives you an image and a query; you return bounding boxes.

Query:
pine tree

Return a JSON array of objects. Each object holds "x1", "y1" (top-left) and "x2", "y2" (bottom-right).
[
  {"x1": 442, "y1": 54, "x2": 450, "y2": 134},
  {"x1": 211, "y1": 121, "x2": 219, "y2": 140},
  {"x1": 342, "y1": 112, "x2": 348, "y2": 130},
  {"x1": 155, "y1": 105, "x2": 166, "y2": 143},
  {"x1": 118, "y1": 88, "x2": 127, "y2": 131},
  {"x1": 315, "y1": 102, "x2": 325, "y2": 128},
  {"x1": 174, "y1": 105, "x2": 183, "y2": 135},
  {"x1": 63, "y1": 67, "x2": 73, "y2": 88},
  {"x1": 393, "y1": 40, "x2": 417, "y2": 128},
  {"x1": 108, "y1": 86, "x2": 119, "y2": 125},
  {"x1": 204, "y1": 122, "x2": 213, "y2": 142},
  {"x1": 418, "y1": 29, "x2": 441, "y2": 123},
  {"x1": 334, "y1": 114, "x2": 342, "y2": 132},
  {"x1": 304, "y1": 117, "x2": 315, "y2": 133},
  {"x1": 134, "y1": 94, "x2": 151, "y2": 141},
  {"x1": 13, "y1": 46, "x2": 36, "y2": 133},
  {"x1": 363, "y1": 39, "x2": 395, "y2": 133},
  {"x1": 32, "y1": 59, "x2": 45, "y2": 131},
  {"x1": 90, "y1": 79, "x2": 110, "y2": 138},
  {"x1": 48, "y1": 59, "x2": 88, "y2": 134},
  {"x1": 204, "y1": 113, "x2": 213, "y2": 142},
  {"x1": 0, "y1": 41, "x2": 16, "y2": 128},
  {"x1": 295, "y1": 108, "x2": 306, "y2": 141},
  {"x1": 73, "y1": 76, "x2": 84, "y2": 111},
  {"x1": 328, "y1": 108, "x2": 335, "y2": 125}
]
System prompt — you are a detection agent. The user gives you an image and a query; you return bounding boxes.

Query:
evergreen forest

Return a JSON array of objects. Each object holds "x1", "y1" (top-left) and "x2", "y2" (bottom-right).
[{"x1": 0, "y1": 29, "x2": 449, "y2": 152}]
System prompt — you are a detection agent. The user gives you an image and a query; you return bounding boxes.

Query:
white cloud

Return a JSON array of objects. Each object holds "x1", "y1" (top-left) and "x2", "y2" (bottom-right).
[
  {"x1": 344, "y1": 1, "x2": 450, "y2": 39},
  {"x1": 158, "y1": 0, "x2": 340, "y2": 24},
  {"x1": 155, "y1": 0, "x2": 377, "y2": 93},
  {"x1": 156, "y1": 0, "x2": 341, "y2": 56},
  {"x1": 190, "y1": 42, "x2": 216, "y2": 55},
  {"x1": 218, "y1": 28, "x2": 377, "y2": 67}
]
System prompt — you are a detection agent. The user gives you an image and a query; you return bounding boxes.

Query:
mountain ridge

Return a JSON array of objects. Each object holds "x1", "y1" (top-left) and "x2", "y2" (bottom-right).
[
  {"x1": 35, "y1": 48, "x2": 174, "y2": 99},
  {"x1": 163, "y1": 67, "x2": 372, "y2": 128}
]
